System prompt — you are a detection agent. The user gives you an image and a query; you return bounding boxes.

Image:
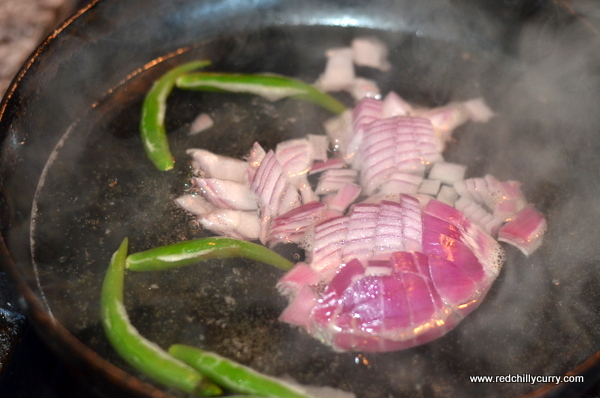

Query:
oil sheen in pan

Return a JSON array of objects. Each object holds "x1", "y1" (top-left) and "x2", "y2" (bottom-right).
[{"x1": 25, "y1": 25, "x2": 596, "y2": 398}]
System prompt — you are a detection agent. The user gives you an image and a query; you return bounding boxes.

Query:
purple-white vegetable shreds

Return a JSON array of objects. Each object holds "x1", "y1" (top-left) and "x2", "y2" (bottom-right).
[{"x1": 175, "y1": 64, "x2": 546, "y2": 352}]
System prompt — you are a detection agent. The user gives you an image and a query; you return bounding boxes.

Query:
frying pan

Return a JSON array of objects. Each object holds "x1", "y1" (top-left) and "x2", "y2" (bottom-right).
[{"x1": 2, "y1": 0, "x2": 600, "y2": 397}]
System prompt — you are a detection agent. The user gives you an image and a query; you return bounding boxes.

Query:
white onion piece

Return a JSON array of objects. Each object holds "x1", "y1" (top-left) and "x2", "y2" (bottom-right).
[
  {"x1": 351, "y1": 36, "x2": 392, "y2": 71},
  {"x1": 415, "y1": 104, "x2": 470, "y2": 150},
  {"x1": 189, "y1": 113, "x2": 214, "y2": 135},
  {"x1": 349, "y1": 77, "x2": 381, "y2": 101},
  {"x1": 379, "y1": 172, "x2": 423, "y2": 195},
  {"x1": 194, "y1": 178, "x2": 258, "y2": 211},
  {"x1": 428, "y1": 162, "x2": 467, "y2": 185},
  {"x1": 436, "y1": 185, "x2": 459, "y2": 206},
  {"x1": 307, "y1": 134, "x2": 329, "y2": 161},
  {"x1": 382, "y1": 91, "x2": 414, "y2": 117},
  {"x1": 198, "y1": 209, "x2": 260, "y2": 241},
  {"x1": 463, "y1": 97, "x2": 495, "y2": 122},
  {"x1": 323, "y1": 110, "x2": 353, "y2": 157},
  {"x1": 415, "y1": 98, "x2": 493, "y2": 151},
  {"x1": 418, "y1": 179, "x2": 442, "y2": 196},
  {"x1": 314, "y1": 47, "x2": 355, "y2": 92},
  {"x1": 455, "y1": 195, "x2": 503, "y2": 236},
  {"x1": 187, "y1": 148, "x2": 248, "y2": 183},
  {"x1": 454, "y1": 177, "x2": 491, "y2": 207},
  {"x1": 174, "y1": 194, "x2": 214, "y2": 217}
]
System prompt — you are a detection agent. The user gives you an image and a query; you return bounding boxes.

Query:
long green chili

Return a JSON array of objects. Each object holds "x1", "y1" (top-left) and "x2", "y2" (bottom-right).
[
  {"x1": 100, "y1": 238, "x2": 222, "y2": 396},
  {"x1": 126, "y1": 237, "x2": 294, "y2": 272},
  {"x1": 175, "y1": 72, "x2": 347, "y2": 115},
  {"x1": 140, "y1": 60, "x2": 211, "y2": 171},
  {"x1": 169, "y1": 344, "x2": 312, "y2": 398}
]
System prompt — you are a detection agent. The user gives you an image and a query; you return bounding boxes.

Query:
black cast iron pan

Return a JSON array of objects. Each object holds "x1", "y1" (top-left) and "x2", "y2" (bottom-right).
[{"x1": 2, "y1": 0, "x2": 600, "y2": 397}]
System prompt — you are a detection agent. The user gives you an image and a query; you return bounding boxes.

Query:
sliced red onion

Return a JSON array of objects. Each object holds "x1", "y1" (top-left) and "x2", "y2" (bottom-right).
[
  {"x1": 359, "y1": 116, "x2": 440, "y2": 195},
  {"x1": 423, "y1": 199, "x2": 504, "y2": 279},
  {"x1": 309, "y1": 158, "x2": 346, "y2": 175},
  {"x1": 246, "y1": 141, "x2": 266, "y2": 182},
  {"x1": 176, "y1": 74, "x2": 546, "y2": 354},
  {"x1": 345, "y1": 98, "x2": 383, "y2": 167},
  {"x1": 276, "y1": 262, "x2": 321, "y2": 297},
  {"x1": 342, "y1": 203, "x2": 379, "y2": 263},
  {"x1": 315, "y1": 168, "x2": 359, "y2": 195},
  {"x1": 309, "y1": 216, "x2": 351, "y2": 275},
  {"x1": 187, "y1": 148, "x2": 249, "y2": 183},
  {"x1": 250, "y1": 150, "x2": 301, "y2": 244},
  {"x1": 454, "y1": 175, "x2": 528, "y2": 222},
  {"x1": 454, "y1": 195, "x2": 503, "y2": 236},
  {"x1": 325, "y1": 183, "x2": 362, "y2": 214},
  {"x1": 297, "y1": 249, "x2": 489, "y2": 352},
  {"x1": 267, "y1": 201, "x2": 327, "y2": 247},
  {"x1": 484, "y1": 175, "x2": 527, "y2": 221},
  {"x1": 497, "y1": 206, "x2": 547, "y2": 256},
  {"x1": 277, "y1": 284, "x2": 319, "y2": 328},
  {"x1": 276, "y1": 138, "x2": 314, "y2": 180}
]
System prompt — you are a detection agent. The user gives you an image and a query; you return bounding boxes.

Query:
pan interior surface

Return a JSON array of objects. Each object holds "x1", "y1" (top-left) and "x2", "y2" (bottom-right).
[
  {"x1": 2, "y1": 1, "x2": 600, "y2": 397},
  {"x1": 25, "y1": 24, "x2": 600, "y2": 397}
]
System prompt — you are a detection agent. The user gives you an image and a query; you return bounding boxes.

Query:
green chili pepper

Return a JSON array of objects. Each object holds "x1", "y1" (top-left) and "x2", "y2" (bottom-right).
[
  {"x1": 169, "y1": 344, "x2": 312, "y2": 398},
  {"x1": 140, "y1": 60, "x2": 211, "y2": 171},
  {"x1": 100, "y1": 238, "x2": 222, "y2": 396},
  {"x1": 175, "y1": 72, "x2": 346, "y2": 115},
  {"x1": 126, "y1": 237, "x2": 294, "y2": 272}
]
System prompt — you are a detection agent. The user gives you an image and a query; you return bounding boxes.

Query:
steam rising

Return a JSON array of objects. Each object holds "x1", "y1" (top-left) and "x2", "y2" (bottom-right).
[{"x1": 21, "y1": 2, "x2": 600, "y2": 398}]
